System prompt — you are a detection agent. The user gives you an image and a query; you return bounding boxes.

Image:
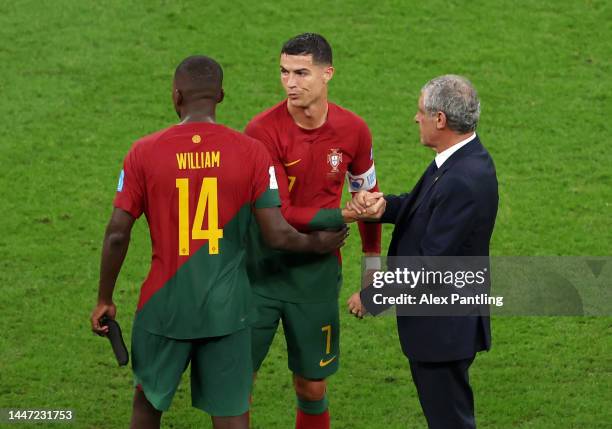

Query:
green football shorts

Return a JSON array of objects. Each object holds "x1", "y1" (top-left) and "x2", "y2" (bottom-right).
[
  {"x1": 131, "y1": 325, "x2": 252, "y2": 416},
  {"x1": 250, "y1": 293, "x2": 340, "y2": 379}
]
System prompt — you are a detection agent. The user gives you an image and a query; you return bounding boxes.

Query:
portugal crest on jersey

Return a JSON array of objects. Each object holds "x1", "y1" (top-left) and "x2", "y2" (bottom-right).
[{"x1": 327, "y1": 148, "x2": 343, "y2": 173}]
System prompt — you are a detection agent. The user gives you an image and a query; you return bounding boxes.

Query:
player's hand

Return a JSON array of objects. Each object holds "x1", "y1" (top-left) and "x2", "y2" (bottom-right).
[
  {"x1": 91, "y1": 301, "x2": 117, "y2": 336},
  {"x1": 347, "y1": 192, "x2": 386, "y2": 220},
  {"x1": 362, "y1": 195, "x2": 386, "y2": 220},
  {"x1": 341, "y1": 208, "x2": 359, "y2": 223},
  {"x1": 310, "y1": 226, "x2": 349, "y2": 254},
  {"x1": 348, "y1": 191, "x2": 383, "y2": 213},
  {"x1": 347, "y1": 191, "x2": 384, "y2": 216},
  {"x1": 347, "y1": 292, "x2": 365, "y2": 318}
]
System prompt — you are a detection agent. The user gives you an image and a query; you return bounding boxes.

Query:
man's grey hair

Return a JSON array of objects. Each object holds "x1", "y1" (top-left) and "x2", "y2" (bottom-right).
[{"x1": 421, "y1": 75, "x2": 480, "y2": 133}]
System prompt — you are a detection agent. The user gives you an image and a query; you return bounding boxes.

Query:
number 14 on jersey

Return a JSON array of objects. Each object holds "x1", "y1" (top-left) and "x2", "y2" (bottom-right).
[{"x1": 175, "y1": 177, "x2": 223, "y2": 256}]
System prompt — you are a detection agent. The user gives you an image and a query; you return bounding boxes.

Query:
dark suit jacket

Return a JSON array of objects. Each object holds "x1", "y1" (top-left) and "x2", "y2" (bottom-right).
[{"x1": 381, "y1": 136, "x2": 498, "y2": 362}]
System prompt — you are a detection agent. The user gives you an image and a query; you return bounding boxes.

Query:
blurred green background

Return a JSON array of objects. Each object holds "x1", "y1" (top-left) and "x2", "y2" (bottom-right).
[{"x1": 0, "y1": 1, "x2": 610, "y2": 427}]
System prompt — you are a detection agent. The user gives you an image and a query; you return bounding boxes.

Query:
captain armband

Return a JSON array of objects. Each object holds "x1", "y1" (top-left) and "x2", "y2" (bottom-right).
[{"x1": 347, "y1": 163, "x2": 377, "y2": 192}]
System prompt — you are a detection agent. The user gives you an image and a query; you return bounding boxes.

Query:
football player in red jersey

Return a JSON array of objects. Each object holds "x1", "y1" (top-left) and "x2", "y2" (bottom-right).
[
  {"x1": 90, "y1": 55, "x2": 347, "y2": 429},
  {"x1": 245, "y1": 34, "x2": 384, "y2": 429}
]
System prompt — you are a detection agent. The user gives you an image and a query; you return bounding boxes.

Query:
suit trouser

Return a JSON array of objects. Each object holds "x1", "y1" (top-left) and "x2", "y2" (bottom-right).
[{"x1": 409, "y1": 357, "x2": 476, "y2": 429}]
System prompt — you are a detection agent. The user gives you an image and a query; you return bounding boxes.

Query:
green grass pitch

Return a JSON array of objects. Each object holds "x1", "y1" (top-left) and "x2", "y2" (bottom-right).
[{"x1": 0, "y1": 0, "x2": 610, "y2": 428}]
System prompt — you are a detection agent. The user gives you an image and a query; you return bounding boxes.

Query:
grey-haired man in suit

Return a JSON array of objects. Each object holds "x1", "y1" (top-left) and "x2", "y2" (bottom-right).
[{"x1": 348, "y1": 75, "x2": 498, "y2": 429}]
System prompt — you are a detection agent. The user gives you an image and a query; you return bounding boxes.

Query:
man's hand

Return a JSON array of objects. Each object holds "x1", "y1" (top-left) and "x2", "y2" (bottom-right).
[
  {"x1": 347, "y1": 191, "x2": 386, "y2": 220},
  {"x1": 309, "y1": 226, "x2": 349, "y2": 254},
  {"x1": 347, "y1": 292, "x2": 365, "y2": 318},
  {"x1": 341, "y1": 208, "x2": 359, "y2": 223},
  {"x1": 91, "y1": 301, "x2": 117, "y2": 336}
]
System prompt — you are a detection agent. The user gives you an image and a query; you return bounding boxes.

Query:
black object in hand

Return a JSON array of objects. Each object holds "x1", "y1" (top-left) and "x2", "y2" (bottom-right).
[{"x1": 100, "y1": 316, "x2": 129, "y2": 366}]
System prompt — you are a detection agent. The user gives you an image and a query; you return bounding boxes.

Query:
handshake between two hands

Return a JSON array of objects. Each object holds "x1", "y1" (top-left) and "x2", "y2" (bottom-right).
[{"x1": 343, "y1": 191, "x2": 386, "y2": 222}]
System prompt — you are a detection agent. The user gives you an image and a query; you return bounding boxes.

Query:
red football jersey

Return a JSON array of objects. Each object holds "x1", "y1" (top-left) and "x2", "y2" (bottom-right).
[
  {"x1": 114, "y1": 122, "x2": 279, "y2": 338},
  {"x1": 244, "y1": 101, "x2": 381, "y2": 303},
  {"x1": 245, "y1": 100, "x2": 381, "y2": 252}
]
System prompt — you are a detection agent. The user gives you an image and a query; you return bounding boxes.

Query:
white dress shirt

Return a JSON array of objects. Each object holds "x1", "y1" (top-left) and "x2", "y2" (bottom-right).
[{"x1": 434, "y1": 132, "x2": 477, "y2": 168}]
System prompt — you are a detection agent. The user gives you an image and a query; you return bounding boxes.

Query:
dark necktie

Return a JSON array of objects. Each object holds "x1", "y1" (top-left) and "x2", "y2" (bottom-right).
[
  {"x1": 386, "y1": 160, "x2": 440, "y2": 258},
  {"x1": 417, "y1": 160, "x2": 439, "y2": 198}
]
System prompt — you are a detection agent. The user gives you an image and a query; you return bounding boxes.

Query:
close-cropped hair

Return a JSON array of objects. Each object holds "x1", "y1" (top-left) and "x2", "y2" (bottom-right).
[{"x1": 175, "y1": 55, "x2": 223, "y2": 86}]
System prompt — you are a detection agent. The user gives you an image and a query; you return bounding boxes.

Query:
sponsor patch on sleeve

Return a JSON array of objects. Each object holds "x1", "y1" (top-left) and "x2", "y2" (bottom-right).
[
  {"x1": 347, "y1": 163, "x2": 377, "y2": 192},
  {"x1": 117, "y1": 169, "x2": 125, "y2": 192},
  {"x1": 268, "y1": 166, "x2": 278, "y2": 190}
]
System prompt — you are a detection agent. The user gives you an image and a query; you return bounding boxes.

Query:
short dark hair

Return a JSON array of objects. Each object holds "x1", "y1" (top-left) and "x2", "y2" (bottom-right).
[
  {"x1": 174, "y1": 55, "x2": 223, "y2": 93},
  {"x1": 281, "y1": 33, "x2": 332, "y2": 65}
]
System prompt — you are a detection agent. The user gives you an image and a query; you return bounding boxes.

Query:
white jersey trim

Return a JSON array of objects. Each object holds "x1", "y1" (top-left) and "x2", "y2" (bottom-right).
[{"x1": 269, "y1": 166, "x2": 279, "y2": 190}]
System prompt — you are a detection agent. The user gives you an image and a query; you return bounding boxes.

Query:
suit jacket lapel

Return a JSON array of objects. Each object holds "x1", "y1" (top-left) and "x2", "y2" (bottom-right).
[
  {"x1": 394, "y1": 137, "x2": 482, "y2": 227},
  {"x1": 393, "y1": 166, "x2": 429, "y2": 225},
  {"x1": 404, "y1": 166, "x2": 448, "y2": 219}
]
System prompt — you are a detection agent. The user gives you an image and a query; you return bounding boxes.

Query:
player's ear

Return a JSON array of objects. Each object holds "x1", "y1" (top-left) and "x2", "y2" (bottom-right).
[
  {"x1": 173, "y1": 88, "x2": 183, "y2": 118},
  {"x1": 173, "y1": 88, "x2": 183, "y2": 107},
  {"x1": 218, "y1": 88, "x2": 225, "y2": 104},
  {"x1": 436, "y1": 111, "x2": 447, "y2": 130},
  {"x1": 323, "y1": 65, "x2": 334, "y2": 83}
]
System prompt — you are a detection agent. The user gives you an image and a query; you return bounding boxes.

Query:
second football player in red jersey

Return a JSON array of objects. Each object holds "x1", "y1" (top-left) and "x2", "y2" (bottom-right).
[
  {"x1": 90, "y1": 55, "x2": 347, "y2": 429},
  {"x1": 245, "y1": 34, "x2": 383, "y2": 429}
]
